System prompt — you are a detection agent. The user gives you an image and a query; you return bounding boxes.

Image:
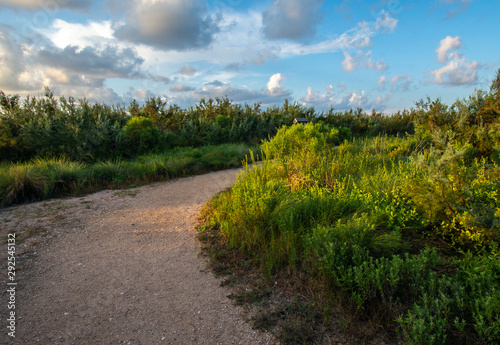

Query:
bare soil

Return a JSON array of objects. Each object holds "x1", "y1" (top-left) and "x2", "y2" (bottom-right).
[{"x1": 0, "y1": 167, "x2": 276, "y2": 344}]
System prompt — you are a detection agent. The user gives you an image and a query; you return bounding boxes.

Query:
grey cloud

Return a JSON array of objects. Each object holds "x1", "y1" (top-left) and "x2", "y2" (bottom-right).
[
  {"x1": 262, "y1": 0, "x2": 324, "y2": 42},
  {"x1": 0, "y1": 0, "x2": 91, "y2": 11},
  {"x1": 205, "y1": 80, "x2": 224, "y2": 87},
  {"x1": 179, "y1": 65, "x2": 196, "y2": 76},
  {"x1": 37, "y1": 45, "x2": 145, "y2": 80},
  {"x1": 151, "y1": 75, "x2": 171, "y2": 84},
  {"x1": 224, "y1": 63, "x2": 245, "y2": 72},
  {"x1": 170, "y1": 84, "x2": 196, "y2": 93},
  {"x1": 114, "y1": 0, "x2": 220, "y2": 51},
  {"x1": 245, "y1": 46, "x2": 280, "y2": 65}
]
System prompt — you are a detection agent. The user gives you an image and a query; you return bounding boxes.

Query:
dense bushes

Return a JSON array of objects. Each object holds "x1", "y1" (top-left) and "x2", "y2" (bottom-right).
[
  {"x1": 120, "y1": 116, "x2": 160, "y2": 155},
  {"x1": 201, "y1": 121, "x2": 499, "y2": 344},
  {"x1": 0, "y1": 89, "x2": 417, "y2": 164},
  {"x1": 0, "y1": 89, "x2": 128, "y2": 162}
]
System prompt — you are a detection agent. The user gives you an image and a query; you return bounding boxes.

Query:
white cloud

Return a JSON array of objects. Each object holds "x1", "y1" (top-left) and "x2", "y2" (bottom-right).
[
  {"x1": 378, "y1": 74, "x2": 413, "y2": 91},
  {"x1": 301, "y1": 85, "x2": 334, "y2": 105},
  {"x1": 341, "y1": 52, "x2": 356, "y2": 72},
  {"x1": 348, "y1": 90, "x2": 367, "y2": 107},
  {"x1": 430, "y1": 36, "x2": 479, "y2": 86},
  {"x1": 278, "y1": 10, "x2": 396, "y2": 74},
  {"x1": 378, "y1": 75, "x2": 387, "y2": 86},
  {"x1": 435, "y1": 35, "x2": 461, "y2": 63},
  {"x1": 266, "y1": 73, "x2": 291, "y2": 97},
  {"x1": 300, "y1": 85, "x2": 385, "y2": 111},
  {"x1": 341, "y1": 49, "x2": 387, "y2": 72},
  {"x1": 40, "y1": 19, "x2": 115, "y2": 50}
]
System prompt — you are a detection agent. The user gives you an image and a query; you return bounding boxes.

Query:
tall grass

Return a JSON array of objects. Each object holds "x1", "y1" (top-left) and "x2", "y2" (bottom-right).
[
  {"x1": 201, "y1": 123, "x2": 500, "y2": 344},
  {"x1": 0, "y1": 143, "x2": 258, "y2": 207}
]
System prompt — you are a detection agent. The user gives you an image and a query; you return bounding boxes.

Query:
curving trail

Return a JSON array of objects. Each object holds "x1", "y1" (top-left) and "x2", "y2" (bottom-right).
[{"x1": 1, "y1": 167, "x2": 275, "y2": 344}]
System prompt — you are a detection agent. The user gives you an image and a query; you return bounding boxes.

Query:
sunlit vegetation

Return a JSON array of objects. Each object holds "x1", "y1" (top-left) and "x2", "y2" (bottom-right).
[
  {"x1": 199, "y1": 71, "x2": 500, "y2": 344},
  {"x1": 1, "y1": 69, "x2": 499, "y2": 344}
]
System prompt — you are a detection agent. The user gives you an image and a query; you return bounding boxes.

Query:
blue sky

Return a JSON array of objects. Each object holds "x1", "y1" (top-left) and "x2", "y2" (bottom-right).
[{"x1": 0, "y1": 0, "x2": 498, "y2": 112}]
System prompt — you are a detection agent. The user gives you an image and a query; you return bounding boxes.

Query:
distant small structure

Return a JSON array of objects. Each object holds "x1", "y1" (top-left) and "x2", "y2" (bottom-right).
[{"x1": 293, "y1": 118, "x2": 310, "y2": 126}]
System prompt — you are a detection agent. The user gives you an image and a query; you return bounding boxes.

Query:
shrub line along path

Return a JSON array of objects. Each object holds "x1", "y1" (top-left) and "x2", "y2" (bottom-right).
[{"x1": 1, "y1": 167, "x2": 275, "y2": 344}]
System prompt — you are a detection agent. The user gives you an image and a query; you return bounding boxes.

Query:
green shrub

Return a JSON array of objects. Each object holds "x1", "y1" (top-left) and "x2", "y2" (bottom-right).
[
  {"x1": 121, "y1": 116, "x2": 160, "y2": 155},
  {"x1": 0, "y1": 164, "x2": 48, "y2": 206},
  {"x1": 202, "y1": 127, "x2": 499, "y2": 344}
]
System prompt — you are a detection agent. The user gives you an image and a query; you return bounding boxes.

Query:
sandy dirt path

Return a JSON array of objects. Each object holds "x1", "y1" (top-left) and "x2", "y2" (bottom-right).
[{"x1": 1, "y1": 167, "x2": 275, "y2": 344}]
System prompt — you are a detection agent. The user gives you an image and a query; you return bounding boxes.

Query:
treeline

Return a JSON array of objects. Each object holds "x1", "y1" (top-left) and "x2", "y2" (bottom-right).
[
  {"x1": 0, "y1": 92, "x2": 303, "y2": 162},
  {"x1": 0, "y1": 89, "x2": 417, "y2": 163},
  {"x1": 1, "y1": 69, "x2": 499, "y2": 165}
]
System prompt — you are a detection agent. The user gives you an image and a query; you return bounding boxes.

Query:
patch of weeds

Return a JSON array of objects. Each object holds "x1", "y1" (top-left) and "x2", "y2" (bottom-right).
[
  {"x1": 52, "y1": 214, "x2": 65, "y2": 222},
  {"x1": 228, "y1": 288, "x2": 271, "y2": 306},
  {"x1": 252, "y1": 311, "x2": 279, "y2": 331},
  {"x1": 15, "y1": 226, "x2": 47, "y2": 244},
  {"x1": 3, "y1": 218, "x2": 11, "y2": 222},
  {"x1": 80, "y1": 200, "x2": 94, "y2": 209},
  {"x1": 35, "y1": 201, "x2": 71, "y2": 217},
  {"x1": 281, "y1": 318, "x2": 316, "y2": 345}
]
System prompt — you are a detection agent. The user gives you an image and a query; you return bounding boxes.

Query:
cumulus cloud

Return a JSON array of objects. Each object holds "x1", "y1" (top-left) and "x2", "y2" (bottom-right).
[
  {"x1": 266, "y1": 73, "x2": 291, "y2": 98},
  {"x1": 189, "y1": 74, "x2": 291, "y2": 104},
  {"x1": 114, "y1": 0, "x2": 220, "y2": 51},
  {"x1": 435, "y1": 35, "x2": 461, "y2": 63},
  {"x1": 300, "y1": 84, "x2": 381, "y2": 111},
  {"x1": 262, "y1": 0, "x2": 324, "y2": 42},
  {"x1": 0, "y1": 28, "x2": 45, "y2": 92},
  {"x1": 40, "y1": 19, "x2": 115, "y2": 50},
  {"x1": 192, "y1": 81, "x2": 262, "y2": 102},
  {"x1": 301, "y1": 85, "x2": 334, "y2": 106},
  {"x1": 430, "y1": 36, "x2": 479, "y2": 86},
  {"x1": 0, "y1": 26, "x2": 156, "y2": 103},
  {"x1": 37, "y1": 45, "x2": 145, "y2": 82}
]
